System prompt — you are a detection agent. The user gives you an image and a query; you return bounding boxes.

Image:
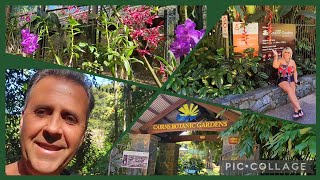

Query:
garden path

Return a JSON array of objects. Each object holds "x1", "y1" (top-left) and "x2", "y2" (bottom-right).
[{"x1": 264, "y1": 93, "x2": 316, "y2": 124}]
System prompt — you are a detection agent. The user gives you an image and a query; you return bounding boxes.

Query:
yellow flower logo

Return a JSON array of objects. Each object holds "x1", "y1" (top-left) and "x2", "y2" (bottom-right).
[{"x1": 177, "y1": 103, "x2": 199, "y2": 121}]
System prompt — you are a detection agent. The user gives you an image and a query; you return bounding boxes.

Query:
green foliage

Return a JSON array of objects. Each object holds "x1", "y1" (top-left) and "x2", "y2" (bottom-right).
[
  {"x1": 297, "y1": 10, "x2": 316, "y2": 19},
  {"x1": 5, "y1": 69, "x2": 35, "y2": 164},
  {"x1": 191, "y1": 140, "x2": 222, "y2": 164},
  {"x1": 167, "y1": 47, "x2": 269, "y2": 99},
  {"x1": 6, "y1": 5, "x2": 186, "y2": 86},
  {"x1": 128, "y1": 85, "x2": 156, "y2": 120},
  {"x1": 64, "y1": 17, "x2": 84, "y2": 66},
  {"x1": 82, "y1": 11, "x2": 143, "y2": 80},
  {"x1": 67, "y1": 130, "x2": 111, "y2": 175},
  {"x1": 154, "y1": 51, "x2": 178, "y2": 76},
  {"x1": 81, "y1": 60, "x2": 103, "y2": 73},
  {"x1": 229, "y1": 5, "x2": 316, "y2": 23},
  {"x1": 6, "y1": 16, "x2": 22, "y2": 54},
  {"x1": 90, "y1": 86, "x2": 123, "y2": 142},
  {"x1": 178, "y1": 154, "x2": 207, "y2": 175},
  {"x1": 5, "y1": 115, "x2": 22, "y2": 164},
  {"x1": 33, "y1": 11, "x2": 61, "y2": 33},
  {"x1": 220, "y1": 113, "x2": 316, "y2": 160},
  {"x1": 296, "y1": 57, "x2": 316, "y2": 75},
  {"x1": 33, "y1": 11, "x2": 63, "y2": 64},
  {"x1": 79, "y1": 84, "x2": 154, "y2": 175}
]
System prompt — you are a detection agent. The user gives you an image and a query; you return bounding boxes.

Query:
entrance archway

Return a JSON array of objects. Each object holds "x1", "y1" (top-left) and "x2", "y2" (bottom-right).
[{"x1": 128, "y1": 94, "x2": 252, "y2": 175}]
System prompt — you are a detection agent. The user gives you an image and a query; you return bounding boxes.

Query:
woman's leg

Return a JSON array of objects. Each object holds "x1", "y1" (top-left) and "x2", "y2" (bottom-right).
[
  {"x1": 289, "y1": 82, "x2": 304, "y2": 116},
  {"x1": 278, "y1": 81, "x2": 301, "y2": 112}
]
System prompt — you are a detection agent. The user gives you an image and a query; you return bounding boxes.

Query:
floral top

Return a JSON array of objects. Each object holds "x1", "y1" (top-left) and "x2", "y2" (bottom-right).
[{"x1": 278, "y1": 64, "x2": 294, "y2": 78}]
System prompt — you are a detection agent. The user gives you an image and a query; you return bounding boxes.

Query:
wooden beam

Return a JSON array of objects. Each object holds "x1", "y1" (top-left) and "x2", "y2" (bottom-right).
[
  {"x1": 139, "y1": 98, "x2": 187, "y2": 132},
  {"x1": 129, "y1": 119, "x2": 145, "y2": 134},
  {"x1": 137, "y1": 119, "x2": 146, "y2": 125},
  {"x1": 146, "y1": 121, "x2": 230, "y2": 134},
  {"x1": 129, "y1": 129, "x2": 140, "y2": 134},
  {"x1": 195, "y1": 102, "x2": 240, "y2": 121},
  {"x1": 148, "y1": 107, "x2": 159, "y2": 115},
  {"x1": 166, "y1": 135, "x2": 220, "y2": 142},
  {"x1": 148, "y1": 127, "x2": 226, "y2": 134},
  {"x1": 160, "y1": 94, "x2": 174, "y2": 105},
  {"x1": 163, "y1": 117, "x2": 176, "y2": 123}
]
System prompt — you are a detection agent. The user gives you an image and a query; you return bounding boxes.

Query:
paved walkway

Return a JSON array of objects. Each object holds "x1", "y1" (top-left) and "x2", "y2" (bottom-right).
[{"x1": 265, "y1": 93, "x2": 316, "y2": 124}]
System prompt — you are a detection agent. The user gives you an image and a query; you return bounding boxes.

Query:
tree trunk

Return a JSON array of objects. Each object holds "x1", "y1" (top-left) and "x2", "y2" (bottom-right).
[
  {"x1": 89, "y1": 5, "x2": 98, "y2": 62},
  {"x1": 113, "y1": 64, "x2": 119, "y2": 140},
  {"x1": 177, "y1": 5, "x2": 188, "y2": 25},
  {"x1": 36, "y1": 5, "x2": 47, "y2": 59},
  {"x1": 206, "y1": 149, "x2": 213, "y2": 169},
  {"x1": 123, "y1": 83, "x2": 132, "y2": 131},
  {"x1": 195, "y1": 6, "x2": 204, "y2": 29},
  {"x1": 5, "y1": 6, "x2": 12, "y2": 24}
]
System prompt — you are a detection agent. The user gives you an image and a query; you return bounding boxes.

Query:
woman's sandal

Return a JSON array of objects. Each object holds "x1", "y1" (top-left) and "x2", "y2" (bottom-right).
[
  {"x1": 293, "y1": 112, "x2": 300, "y2": 119},
  {"x1": 298, "y1": 109, "x2": 304, "y2": 117}
]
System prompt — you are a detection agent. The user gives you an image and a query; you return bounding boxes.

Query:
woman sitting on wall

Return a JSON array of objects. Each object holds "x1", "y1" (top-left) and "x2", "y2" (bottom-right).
[{"x1": 272, "y1": 47, "x2": 303, "y2": 119}]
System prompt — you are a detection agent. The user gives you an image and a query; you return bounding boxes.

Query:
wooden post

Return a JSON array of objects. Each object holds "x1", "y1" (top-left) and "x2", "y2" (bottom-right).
[
  {"x1": 5, "y1": 6, "x2": 12, "y2": 24},
  {"x1": 225, "y1": 36, "x2": 229, "y2": 59},
  {"x1": 89, "y1": 5, "x2": 98, "y2": 62},
  {"x1": 37, "y1": 5, "x2": 46, "y2": 59},
  {"x1": 164, "y1": 9, "x2": 168, "y2": 62},
  {"x1": 195, "y1": 6, "x2": 203, "y2": 29},
  {"x1": 221, "y1": 15, "x2": 229, "y2": 59}
]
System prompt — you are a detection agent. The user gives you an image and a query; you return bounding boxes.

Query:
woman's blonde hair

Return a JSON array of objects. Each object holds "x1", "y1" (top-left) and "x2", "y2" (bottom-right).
[{"x1": 282, "y1": 47, "x2": 293, "y2": 60}]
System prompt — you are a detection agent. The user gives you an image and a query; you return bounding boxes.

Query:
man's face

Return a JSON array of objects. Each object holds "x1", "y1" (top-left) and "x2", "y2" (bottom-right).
[{"x1": 20, "y1": 77, "x2": 89, "y2": 175}]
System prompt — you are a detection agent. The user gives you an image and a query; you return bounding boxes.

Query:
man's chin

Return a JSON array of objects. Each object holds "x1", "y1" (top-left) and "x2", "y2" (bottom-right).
[{"x1": 28, "y1": 159, "x2": 64, "y2": 175}]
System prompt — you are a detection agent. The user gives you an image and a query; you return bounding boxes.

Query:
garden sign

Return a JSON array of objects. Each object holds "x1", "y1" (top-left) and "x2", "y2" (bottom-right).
[
  {"x1": 122, "y1": 151, "x2": 149, "y2": 169},
  {"x1": 259, "y1": 23, "x2": 296, "y2": 61},
  {"x1": 232, "y1": 22, "x2": 259, "y2": 56}
]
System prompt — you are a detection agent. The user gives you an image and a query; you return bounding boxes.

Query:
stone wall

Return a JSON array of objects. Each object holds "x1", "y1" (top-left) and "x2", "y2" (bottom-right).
[
  {"x1": 211, "y1": 74, "x2": 316, "y2": 113},
  {"x1": 128, "y1": 134, "x2": 160, "y2": 175},
  {"x1": 156, "y1": 143, "x2": 180, "y2": 175}
]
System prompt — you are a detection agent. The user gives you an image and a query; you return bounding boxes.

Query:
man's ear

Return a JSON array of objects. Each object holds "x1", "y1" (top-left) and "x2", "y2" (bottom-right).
[
  {"x1": 20, "y1": 111, "x2": 25, "y2": 129},
  {"x1": 78, "y1": 132, "x2": 86, "y2": 149}
]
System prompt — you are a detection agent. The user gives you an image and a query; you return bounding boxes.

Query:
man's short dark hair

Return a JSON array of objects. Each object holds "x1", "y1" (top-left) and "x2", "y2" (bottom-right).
[{"x1": 24, "y1": 69, "x2": 95, "y2": 125}]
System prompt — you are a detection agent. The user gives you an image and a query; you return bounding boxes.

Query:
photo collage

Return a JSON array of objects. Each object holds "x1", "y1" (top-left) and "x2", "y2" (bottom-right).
[{"x1": 3, "y1": 3, "x2": 316, "y2": 177}]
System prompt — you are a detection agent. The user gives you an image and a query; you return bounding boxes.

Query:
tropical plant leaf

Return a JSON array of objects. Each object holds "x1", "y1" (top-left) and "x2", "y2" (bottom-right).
[
  {"x1": 277, "y1": 6, "x2": 293, "y2": 17},
  {"x1": 297, "y1": 10, "x2": 316, "y2": 19}
]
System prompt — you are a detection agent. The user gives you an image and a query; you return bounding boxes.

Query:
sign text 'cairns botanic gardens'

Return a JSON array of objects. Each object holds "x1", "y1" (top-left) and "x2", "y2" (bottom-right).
[{"x1": 150, "y1": 121, "x2": 229, "y2": 133}]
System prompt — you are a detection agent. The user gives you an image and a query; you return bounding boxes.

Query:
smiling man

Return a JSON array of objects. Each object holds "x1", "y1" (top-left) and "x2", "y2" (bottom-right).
[{"x1": 6, "y1": 69, "x2": 95, "y2": 175}]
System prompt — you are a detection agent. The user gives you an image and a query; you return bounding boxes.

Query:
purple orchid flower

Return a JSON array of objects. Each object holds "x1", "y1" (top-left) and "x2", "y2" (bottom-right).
[
  {"x1": 170, "y1": 19, "x2": 205, "y2": 58},
  {"x1": 169, "y1": 39, "x2": 190, "y2": 58},
  {"x1": 21, "y1": 28, "x2": 39, "y2": 54}
]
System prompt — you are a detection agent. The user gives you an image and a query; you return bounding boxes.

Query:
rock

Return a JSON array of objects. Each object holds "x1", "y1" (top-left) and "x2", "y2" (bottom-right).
[
  {"x1": 248, "y1": 100, "x2": 256, "y2": 108},
  {"x1": 258, "y1": 103, "x2": 272, "y2": 112},
  {"x1": 269, "y1": 102, "x2": 276, "y2": 109},
  {"x1": 239, "y1": 101, "x2": 250, "y2": 109},
  {"x1": 297, "y1": 91, "x2": 304, "y2": 98},
  {"x1": 251, "y1": 100, "x2": 263, "y2": 111},
  {"x1": 262, "y1": 95, "x2": 272, "y2": 105},
  {"x1": 271, "y1": 92, "x2": 281, "y2": 101}
]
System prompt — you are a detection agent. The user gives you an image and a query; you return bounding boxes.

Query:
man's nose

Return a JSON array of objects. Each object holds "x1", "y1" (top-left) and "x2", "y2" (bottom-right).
[{"x1": 43, "y1": 113, "x2": 63, "y2": 141}]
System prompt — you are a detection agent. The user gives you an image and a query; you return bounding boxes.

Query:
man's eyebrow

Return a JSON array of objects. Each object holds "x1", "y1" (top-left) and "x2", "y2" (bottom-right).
[
  {"x1": 30, "y1": 105, "x2": 81, "y2": 120},
  {"x1": 61, "y1": 110, "x2": 80, "y2": 120},
  {"x1": 31, "y1": 104, "x2": 53, "y2": 110}
]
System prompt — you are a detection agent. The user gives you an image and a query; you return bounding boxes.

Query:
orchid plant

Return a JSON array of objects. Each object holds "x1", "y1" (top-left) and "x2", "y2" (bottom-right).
[
  {"x1": 18, "y1": 12, "x2": 40, "y2": 56},
  {"x1": 8, "y1": 5, "x2": 206, "y2": 87},
  {"x1": 20, "y1": 28, "x2": 39, "y2": 55},
  {"x1": 122, "y1": 5, "x2": 165, "y2": 87},
  {"x1": 170, "y1": 19, "x2": 206, "y2": 58}
]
